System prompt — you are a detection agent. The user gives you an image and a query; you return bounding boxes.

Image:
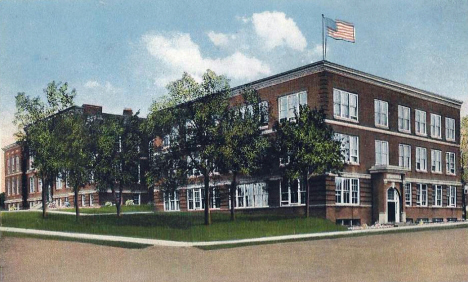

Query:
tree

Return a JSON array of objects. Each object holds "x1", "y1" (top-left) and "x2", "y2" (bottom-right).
[
  {"x1": 274, "y1": 105, "x2": 344, "y2": 217},
  {"x1": 218, "y1": 88, "x2": 270, "y2": 221},
  {"x1": 0, "y1": 192, "x2": 5, "y2": 210},
  {"x1": 93, "y1": 112, "x2": 142, "y2": 217},
  {"x1": 14, "y1": 82, "x2": 76, "y2": 218},
  {"x1": 461, "y1": 116, "x2": 468, "y2": 220},
  {"x1": 146, "y1": 70, "x2": 230, "y2": 225},
  {"x1": 54, "y1": 112, "x2": 94, "y2": 221}
]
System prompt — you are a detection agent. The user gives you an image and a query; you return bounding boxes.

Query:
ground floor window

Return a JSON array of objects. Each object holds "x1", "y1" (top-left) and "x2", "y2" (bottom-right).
[
  {"x1": 89, "y1": 194, "x2": 94, "y2": 206},
  {"x1": 81, "y1": 194, "x2": 86, "y2": 207},
  {"x1": 164, "y1": 191, "x2": 180, "y2": 211},
  {"x1": 447, "y1": 218, "x2": 457, "y2": 222},
  {"x1": 416, "y1": 184, "x2": 427, "y2": 206},
  {"x1": 335, "y1": 177, "x2": 359, "y2": 205},
  {"x1": 432, "y1": 218, "x2": 443, "y2": 223},
  {"x1": 447, "y1": 186, "x2": 456, "y2": 207},
  {"x1": 404, "y1": 182, "x2": 412, "y2": 206},
  {"x1": 187, "y1": 187, "x2": 220, "y2": 210},
  {"x1": 417, "y1": 218, "x2": 429, "y2": 224},
  {"x1": 132, "y1": 193, "x2": 140, "y2": 205},
  {"x1": 280, "y1": 178, "x2": 306, "y2": 206},
  {"x1": 433, "y1": 185, "x2": 442, "y2": 207},
  {"x1": 235, "y1": 182, "x2": 268, "y2": 208},
  {"x1": 336, "y1": 219, "x2": 360, "y2": 226}
]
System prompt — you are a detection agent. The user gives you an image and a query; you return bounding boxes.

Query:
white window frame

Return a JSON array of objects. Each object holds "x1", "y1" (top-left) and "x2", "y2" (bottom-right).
[
  {"x1": 335, "y1": 177, "x2": 360, "y2": 205},
  {"x1": 7, "y1": 178, "x2": 11, "y2": 196},
  {"x1": 333, "y1": 89, "x2": 358, "y2": 122},
  {"x1": 433, "y1": 185, "x2": 442, "y2": 207},
  {"x1": 7, "y1": 158, "x2": 10, "y2": 174},
  {"x1": 164, "y1": 190, "x2": 180, "y2": 211},
  {"x1": 278, "y1": 91, "x2": 307, "y2": 122},
  {"x1": 375, "y1": 140, "x2": 389, "y2": 166},
  {"x1": 29, "y1": 155, "x2": 34, "y2": 170},
  {"x1": 398, "y1": 105, "x2": 411, "y2": 133},
  {"x1": 89, "y1": 194, "x2": 94, "y2": 206},
  {"x1": 431, "y1": 150, "x2": 442, "y2": 173},
  {"x1": 404, "y1": 182, "x2": 412, "y2": 206},
  {"x1": 235, "y1": 182, "x2": 269, "y2": 209},
  {"x1": 280, "y1": 178, "x2": 306, "y2": 206},
  {"x1": 81, "y1": 194, "x2": 86, "y2": 207},
  {"x1": 38, "y1": 179, "x2": 43, "y2": 192},
  {"x1": 430, "y1": 114, "x2": 442, "y2": 138},
  {"x1": 374, "y1": 99, "x2": 388, "y2": 128},
  {"x1": 398, "y1": 144, "x2": 411, "y2": 169},
  {"x1": 415, "y1": 109, "x2": 427, "y2": 136},
  {"x1": 416, "y1": 147, "x2": 427, "y2": 172},
  {"x1": 187, "y1": 188, "x2": 219, "y2": 210},
  {"x1": 335, "y1": 133, "x2": 359, "y2": 164},
  {"x1": 56, "y1": 173, "x2": 63, "y2": 190},
  {"x1": 416, "y1": 184, "x2": 428, "y2": 207},
  {"x1": 445, "y1": 117, "x2": 455, "y2": 141},
  {"x1": 15, "y1": 156, "x2": 19, "y2": 172},
  {"x1": 29, "y1": 176, "x2": 35, "y2": 193},
  {"x1": 447, "y1": 186, "x2": 456, "y2": 207},
  {"x1": 446, "y1": 152, "x2": 456, "y2": 175}
]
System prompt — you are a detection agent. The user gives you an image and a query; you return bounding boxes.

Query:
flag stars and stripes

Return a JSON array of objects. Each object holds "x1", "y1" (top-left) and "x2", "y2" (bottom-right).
[{"x1": 327, "y1": 20, "x2": 355, "y2": 43}]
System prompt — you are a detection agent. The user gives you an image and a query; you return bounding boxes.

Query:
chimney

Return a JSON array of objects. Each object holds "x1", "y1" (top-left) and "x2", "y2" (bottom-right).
[
  {"x1": 123, "y1": 108, "x2": 133, "y2": 116},
  {"x1": 82, "y1": 104, "x2": 103, "y2": 115}
]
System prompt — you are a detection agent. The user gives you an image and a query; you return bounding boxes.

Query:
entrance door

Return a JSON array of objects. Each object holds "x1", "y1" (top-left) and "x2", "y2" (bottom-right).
[{"x1": 387, "y1": 188, "x2": 400, "y2": 223}]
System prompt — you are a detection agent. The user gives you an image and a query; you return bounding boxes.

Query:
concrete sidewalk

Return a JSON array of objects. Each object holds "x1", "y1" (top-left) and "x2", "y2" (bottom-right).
[
  {"x1": 9, "y1": 210, "x2": 154, "y2": 216},
  {"x1": 1, "y1": 221, "x2": 467, "y2": 248}
]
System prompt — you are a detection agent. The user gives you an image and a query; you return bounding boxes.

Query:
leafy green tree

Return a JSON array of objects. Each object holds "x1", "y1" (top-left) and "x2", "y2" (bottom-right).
[
  {"x1": 146, "y1": 70, "x2": 230, "y2": 225},
  {"x1": 0, "y1": 192, "x2": 5, "y2": 210},
  {"x1": 274, "y1": 105, "x2": 343, "y2": 217},
  {"x1": 93, "y1": 112, "x2": 143, "y2": 217},
  {"x1": 461, "y1": 116, "x2": 468, "y2": 220},
  {"x1": 218, "y1": 88, "x2": 270, "y2": 221},
  {"x1": 14, "y1": 82, "x2": 76, "y2": 218}
]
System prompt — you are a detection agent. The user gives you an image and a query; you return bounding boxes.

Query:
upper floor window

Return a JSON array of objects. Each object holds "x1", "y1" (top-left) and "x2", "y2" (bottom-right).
[
  {"x1": 446, "y1": 152, "x2": 455, "y2": 175},
  {"x1": 415, "y1": 110, "x2": 427, "y2": 136},
  {"x1": 374, "y1": 100, "x2": 388, "y2": 128},
  {"x1": 375, "y1": 140, "x2": 389, "y2": 166},
  {"x1": 445, "y1": 118, "x2": 455, "y2": 141},
  {"x1": 431, "y1": 150, "x2": 442, "y2": 173},
  {"x1": 38, "y1": 179, "x2": 43, "y2": 192},
  {"x1": 163, "y1": 126, "x2": 179, "y2": 148},
  {"x1": 29, "y1": 177, "x2": 35, "y2": 193},
  {"x1": 447, "y1": 186, "x2": 456, "y2": 207},
  {"x1": 7, "y1": 158, "x2": 10, "y2": 174},
  {"x1": 430, "y1": 114, "x2": 441, "y2": 138},
  {"x1": 29, "y1": 155, "x2": 34, "y2": 170},
  {"x1": 240, "y1": 101, "x2": 269, "y2": 127},
  {"x1": 333, "y1": 89, "x2": 358, "y2": 122},
  {"x1": 15, "y1": 156, "x2": 20, "y2": 172},
  {"x1": 280, "y1": 178, "x2": 305, "y2": 206},
  {"x1": 335, "y1": 177, "x2": 359, "y2": 205},
  {"x1": 56, "y1": 173, "x2": 63, "y2": 190},
  {"x1": 335, "y1": 133, "x2": 359, "y2": 164},
  {"x1": 278, "y1": 91, "x2": 307, "y2": 122},
  {"x1": 399, "y1": 144, "x2": 411, "y2": 169},
  {"x1": 416, "y1": 147, "x2": 427, "y2": 172},
  {"x1": 398, "y1": 105, "x2": 411, "y2": 132},
  {"x1": 404, "y1": 182, "x2": 412, "y2": 206}
]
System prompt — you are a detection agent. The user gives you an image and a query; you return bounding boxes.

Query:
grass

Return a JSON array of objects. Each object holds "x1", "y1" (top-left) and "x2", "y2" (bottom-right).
[
  {"x1": 0, "y1": 232, "x2": 152, "y2": 249},
  {"x1": 56, "y1": 205, "x2": 154, "y2": 214},
  {"x1": 0, "y1": 211, "x2": 346, "y2": 242}
]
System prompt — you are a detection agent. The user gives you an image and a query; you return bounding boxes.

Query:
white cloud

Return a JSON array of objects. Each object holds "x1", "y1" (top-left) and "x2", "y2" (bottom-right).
[
  {"x1": 461, "y1": 100, "x2": 468, "y2": 118},
  {"x1": 207, "y1": 31, "x2": 230, "y2": 47},
  {"x1": 84, "y1": 80, "x2": 100, "y2": 88},
  {"x1": 251, "y1": 11, "x2": 307, "y2": 51},
  {"x1": 142, "y1": 32, "x2": 271, "y2": 87},
  {"x1": 84, "y1": 80, "x2": 121, "y2": 94}
]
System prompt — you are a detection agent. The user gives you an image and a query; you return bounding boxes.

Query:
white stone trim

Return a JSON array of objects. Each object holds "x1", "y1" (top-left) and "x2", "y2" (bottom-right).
[
  {"x1": 325, "y1": 119, "x2": 460, "y2": 148},
  {"x1": 405, "y1": 178, "x2": 462, "y2": 186},
  {"x1": 328, "y1": 172, "x2": 372, "y2": 179}
]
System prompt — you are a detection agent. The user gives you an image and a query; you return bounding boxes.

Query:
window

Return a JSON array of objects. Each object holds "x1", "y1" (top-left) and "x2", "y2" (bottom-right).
[
  {"x1": 416, "y1": 184, "x2": 428, "y2": 206},
  {"x1": 7, "y1": 178, "x2": 11, "y2": 196},
  {"x1": 259, "y1": 100, "x2": 269, "y2": 126},
  {"x1": 335, "y1": 178, "x2": 359, "y2": 205},
  {"x1": 81, "y1": 195, "x2": 86, "y2": 207},
  {"x1": 66, "y1": 172, "x2": 70, "y2": 188},
  {"x1": 375, "y1": 140, "x2": 389, "y2": 165},
  {"x1": 13, "y1": 178, "x2": 17, "y2": 195},
  {"x1": 415, "y1": 110, "x2": 427, "y2": 135},
  {"x1": 38, "y1": 179, "x2": 43, "y2": 192},
  {"x1": 399, "y1": 144, "x2": 411, "y2": 169},
  {"x1": 374, "y1": 100, "x2": 388, "y2": 127},
  {"x1": 278, "y1": 91, "x2": 307, "y2": 122},
  {"x1": 445, "y1": 118, "x2": 455, "y2": 141},
  {"x1": 404, "y1": 182, "x2": 412, "y2": 206},
  {"x1": 187, "y1": 154, "x2": 201, "y2": 177},
  {"x1": 187, "y1": 188, "x2": 219, "y2": 210},
  {"x1": 431, "y1": 150, "x2": 442, "y2": 173},
  {"x1": 7, "y1": 157, "x2": 10, "y2": 174},
  {"x1": 335, "y1": 133, "x2": 359, "y2": 164},
  {"x1": 446, "y1": 152, "x2": 455, "y2": 175},
  {"x1": 447, "y1": 186, "x2": 456, "y2": 207},
  {"x1": 280, "y1": 178, "x2": 306, "y2": 206},
  {"x1": 430, "y1": 114, "x2": 441, "y2": 138},
  {"x1": 89, "y1": 194, "x2": 94, "y2": 206},
  {"x1": 433, "y1": 185, "x2": 442, "y2": 207},
  {"x1": 56, "y1": 173, "x2": 63, "y2": 190},
  {"x1": 162, "y1": 126, "x2": 179, "y2": 148},
  {"x1": 398, "y1": 106, "x2": 411, "y2": 132},
  {"x1": 235, "y1": 182, "x2": 268, "y2": 208},
  {"x1": 416, "y1": 147, "x2": 427, "y2": 171},
  {"x1": 164, "y1": 191, "x2": 180, "y2": 211},
  {"x1": 15, "y1": 156, "x2": 19, "y2": 172},
  {"x1": 29, "y1": 177, "x2": 35, "y2": 193},
  {"x1": 333, "y1": 89, "x2": 358, "y2": 121}
]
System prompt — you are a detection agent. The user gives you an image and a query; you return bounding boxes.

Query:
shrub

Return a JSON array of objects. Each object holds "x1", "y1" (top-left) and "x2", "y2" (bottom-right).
[
  {"x1": 8, "y1": 205, "x2": 17, "y2": 211},
  {"x1": 125, "y1": 199, "x2": 134, "y2": 206},
  {"x1": 104, "y1": 201, "x2": 113, "y2": 207}
]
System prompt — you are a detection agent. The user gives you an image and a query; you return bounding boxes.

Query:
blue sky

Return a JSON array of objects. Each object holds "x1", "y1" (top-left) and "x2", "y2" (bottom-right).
[{"x1": 1, "y1": 0, "x2": 468, "y2": 150}]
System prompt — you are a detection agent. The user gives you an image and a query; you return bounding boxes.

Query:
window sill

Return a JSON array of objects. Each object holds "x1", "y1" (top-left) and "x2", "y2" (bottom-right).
[
  {"x1": 375, "y1": 124, "x2": 389, "y2": 130},
  {"x1": 280, "y1": 204, "x2": 305, "y2": 207},
  {"x1": 345, "y1": 162, "x2": 360, "y2": 166},
  {"x1": 431, "y1": 135, "x2": 442, "y2": 140},
  {"x1": 446, "y1": 138, "x2": 455, "y2": 142},
  {"x1": 235, "y1": 206, "x2": 270, "y2": 210},
  {"x1": 334, "y1": 115, "x2": 359, "y2": 124},
  {"x1": 446, "y1": 173, "x2": 456, "y2": 176},
  {"x1": 415, "y1": 132, "x2": 427, "y2": 137},
  {"x1": 431, "y1": 171, "x2": 443, "y2": 175},
  {"x1": 259, "y1": 125, "x2": 269, "y2": 130},
  {"x1": 398, "y1": 129, "x2": 411, "y2": 134},
  {"x1": 335, "y1": 203, "x2": 360, "y2": 207},
  {"x1": 416, "y1": 169, "x2": 427, "y2": 173}
]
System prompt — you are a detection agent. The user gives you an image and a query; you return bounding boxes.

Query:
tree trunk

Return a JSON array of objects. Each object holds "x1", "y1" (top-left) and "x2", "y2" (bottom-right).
[
  {"x1": 230, "y1": 172, "x2": 237, "y2": 221},
  {"x1": 74, "y1": 186, "x2": 80, "y2": 222},
  {"x1": 117, "y1": 188, "x2": 123, "y2": 217},
  {"x1": 204, "y1": 173, "x2": 211, "y2": 225},
  {"x1": 304, "y1": 172, "x2": 310, "y2": 218},
  {"x1": 41, "y1": 177, "x2": 47, "y2": 218}
]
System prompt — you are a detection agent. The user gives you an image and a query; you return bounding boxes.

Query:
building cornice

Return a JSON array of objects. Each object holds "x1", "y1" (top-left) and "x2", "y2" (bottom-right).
[
  {"x1": 231, "y1": 60, "x2": 462, "y2": 109},
  {"x1": 2, "y1": 142, "x2": 21, "y2": 152}
]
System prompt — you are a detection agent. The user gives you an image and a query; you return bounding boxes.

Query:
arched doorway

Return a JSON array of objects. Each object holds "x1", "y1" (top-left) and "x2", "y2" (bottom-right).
[{"x1": 387, "y1": 187, "x2": 400, "y2": 223}]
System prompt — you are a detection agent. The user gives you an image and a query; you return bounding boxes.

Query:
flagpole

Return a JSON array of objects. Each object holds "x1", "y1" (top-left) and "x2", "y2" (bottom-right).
[{"x1": 322, "y1": 14, "x2": 325, "y2": 60}]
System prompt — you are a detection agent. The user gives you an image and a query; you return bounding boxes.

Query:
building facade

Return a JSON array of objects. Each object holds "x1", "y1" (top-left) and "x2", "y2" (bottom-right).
[
  {"x1": 152, "y1": 61, "x2": 464, "y2": 225},
  {"x1": 2, "y1": 104, "x2": 151, "y2": 210}
]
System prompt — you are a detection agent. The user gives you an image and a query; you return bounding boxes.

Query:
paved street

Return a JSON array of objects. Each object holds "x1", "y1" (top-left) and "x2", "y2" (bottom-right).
[{"x1": 1, "y1": 228, "x2": 467, "y2": 282}]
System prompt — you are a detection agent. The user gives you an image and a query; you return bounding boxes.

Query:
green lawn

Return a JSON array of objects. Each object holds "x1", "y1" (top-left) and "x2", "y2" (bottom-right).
[
  {"x1": 0, "y1": 211, "x2": 346, "y2": 242},
  {"x1": 57, "y1": 205, "x2": 154, "y2": 214}
]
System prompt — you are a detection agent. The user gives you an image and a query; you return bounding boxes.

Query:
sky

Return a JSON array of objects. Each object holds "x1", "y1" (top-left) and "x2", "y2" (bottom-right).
[{"x1": 1, "y1": 1, "x2": 468, "y2": 192}]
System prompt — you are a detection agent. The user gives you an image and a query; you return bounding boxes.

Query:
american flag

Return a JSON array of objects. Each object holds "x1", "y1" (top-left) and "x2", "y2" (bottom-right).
[{"x1": 327, "y1": 20, "x2": 355, "y2": 43}]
